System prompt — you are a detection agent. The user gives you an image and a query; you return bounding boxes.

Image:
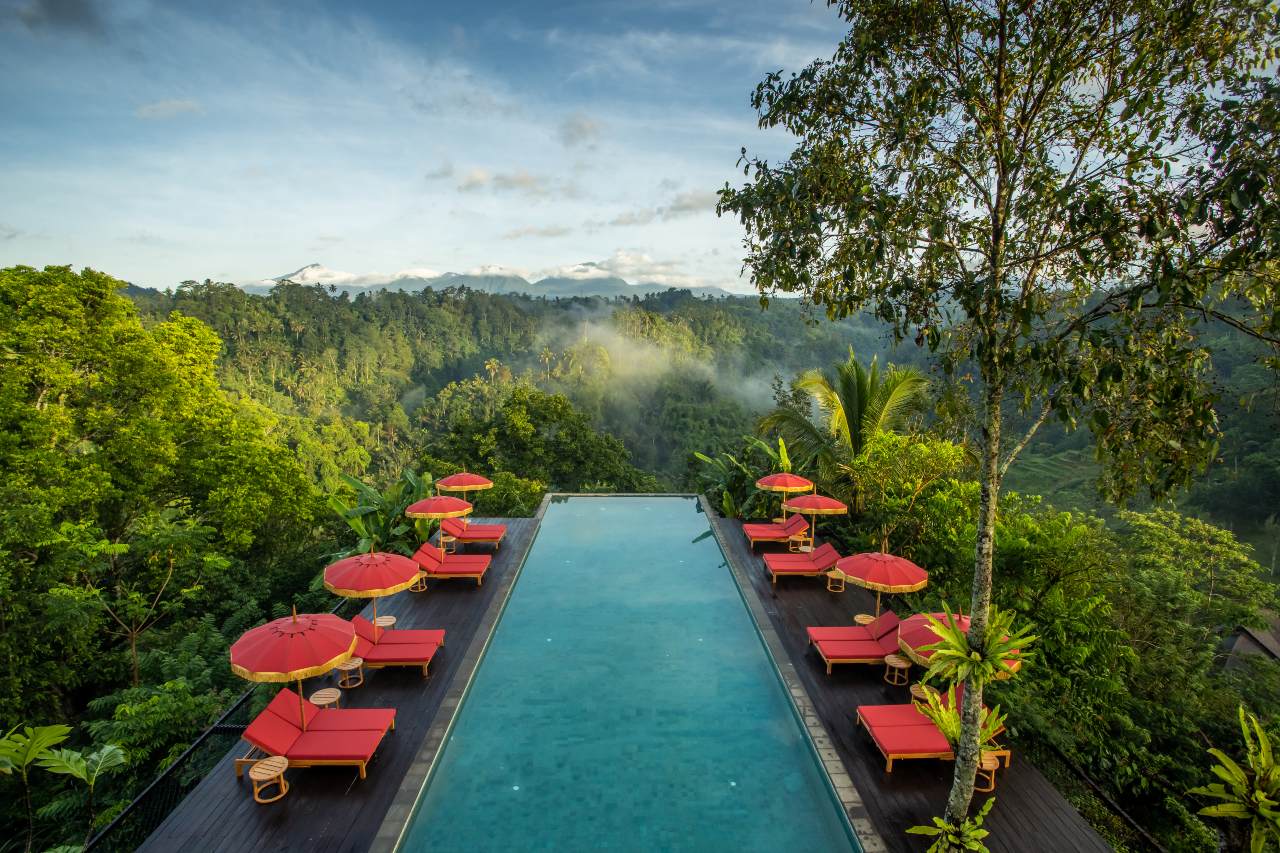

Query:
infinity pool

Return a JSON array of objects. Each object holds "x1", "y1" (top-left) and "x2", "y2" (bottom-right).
[{"x1": 398, "y1": 496, "x2": 859, "y2": 852}]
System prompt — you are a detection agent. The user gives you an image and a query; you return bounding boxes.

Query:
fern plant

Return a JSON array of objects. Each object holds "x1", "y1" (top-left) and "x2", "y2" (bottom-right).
[
  {"x1": 913, "y1": 685, "x2": 1007, "y2": 755},
  {"x1": 920, "y1": 604, "x2": 1036, "y2": 688},
  {"x1": 1189, "y1": 705, "x2": 1280, "y2": 853},
  {"x1": 907, "y1": 796, "x2": 995, "y2": 852}
]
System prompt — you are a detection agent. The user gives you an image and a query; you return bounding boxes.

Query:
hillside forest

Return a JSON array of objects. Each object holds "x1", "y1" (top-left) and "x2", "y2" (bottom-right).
[{"x1": 3, "y1": 264, "x2": 1280, "y2": 851}]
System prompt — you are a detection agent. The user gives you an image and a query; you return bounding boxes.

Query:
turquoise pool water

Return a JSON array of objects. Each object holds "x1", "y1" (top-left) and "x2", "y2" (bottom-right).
[{"x1": 398, "y1": 496, "x2": 859, "y2": 852}]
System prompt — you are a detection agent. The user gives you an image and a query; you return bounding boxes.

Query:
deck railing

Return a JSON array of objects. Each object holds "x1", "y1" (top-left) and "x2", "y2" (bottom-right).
[{"x1": 86, "y1": 597, "x2": 365, "y2": 852}]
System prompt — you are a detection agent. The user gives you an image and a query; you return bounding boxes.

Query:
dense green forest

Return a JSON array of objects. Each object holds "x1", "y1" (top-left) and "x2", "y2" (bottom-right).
[{"x1": 3, "y1": 264, "x2": 1279, "y2": 851}]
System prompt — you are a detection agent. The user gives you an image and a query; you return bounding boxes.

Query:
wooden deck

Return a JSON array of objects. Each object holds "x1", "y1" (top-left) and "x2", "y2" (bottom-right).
[
  {"x1": 709, "y1": 512, "x2": 1112, "y2": 853},
  {"x1": 139, "y1": 505, "x2": 1110, "y2": 853},
  {"x1": 138, "y1": 517, "x2": 541, "y2": 853}
]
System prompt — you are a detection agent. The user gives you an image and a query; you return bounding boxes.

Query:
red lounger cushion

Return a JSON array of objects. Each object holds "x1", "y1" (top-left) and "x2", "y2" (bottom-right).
[
  {"x1": 807, "y1": 626, "x2": 868, "y2": 643},
  {"x1": 310, "y1": 708, "x2": 396, "y2": 733},
  {"x1": 769, "y1": 563, "x2": 829, "y2": 575},
  {"x1": 814, "y1": 639, "x2": 887, "y2": 661},
  {"x1": 287, "y1": 730, "x2": 384, "y2": 762},
  {"x1": 378, "y1": 628, "x2": 446, "y2": 646},
  {"x1": 868, "y1": 611, "x2": 901, "y2": 640},
  {"x1": 430, "y1": 563, "x2": 488, "y2": 576},
  {"x1": 263, "y1": 688, "x2": 396, "y2": 733},
  {"x1": 244, "y1": 709, "x2": 302, "y2": 755},
  {"x1": 765, "y1": 543, "x2": 839, "y2": 565},
  {"x1": 266, "y1": 688, "x2": 320, "y2": 729},
  {"x1": 858, "y1": 704, "x2": 932, "y2": 728},
  {"x1": 364, "y1": 642, "x2": 438, "y2": 665},
  {"x1": 867, "y1": 723, "x2": 952, "y2": 757},
  {"x1": 461, "y1": 523, "x2": 505, "y2": 538}
]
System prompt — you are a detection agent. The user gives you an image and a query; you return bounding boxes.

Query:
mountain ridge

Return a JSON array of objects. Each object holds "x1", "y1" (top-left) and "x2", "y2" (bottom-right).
[{"x1": 239, "y1": 263, "x2": 736, "y2": 299}]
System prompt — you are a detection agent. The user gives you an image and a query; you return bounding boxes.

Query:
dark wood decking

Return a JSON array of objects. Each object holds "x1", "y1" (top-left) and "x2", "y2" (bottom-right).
[
  {"x1": 709, "y1": 512, "x2": 1112, "y2": 853},
  {"x1": 138, "y1": 517, "x2": 541, "y2": 853}
]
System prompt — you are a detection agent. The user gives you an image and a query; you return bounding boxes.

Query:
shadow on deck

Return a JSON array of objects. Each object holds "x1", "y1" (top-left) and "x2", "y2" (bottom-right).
[
  {"x1": 137, "y1": 516, "x2": 540, "y2": 853},
  {"x1": 708, "y1": 511, "x2": 1112, "y2": 853}
]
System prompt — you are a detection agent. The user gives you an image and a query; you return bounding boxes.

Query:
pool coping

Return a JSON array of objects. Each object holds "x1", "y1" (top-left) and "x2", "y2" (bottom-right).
[
  {"x1": 699, "y1": 495, "x2": 889, "y2": 853},
  {"x1": 370, "y1": 493, "x2": 553, "y2": 853}
]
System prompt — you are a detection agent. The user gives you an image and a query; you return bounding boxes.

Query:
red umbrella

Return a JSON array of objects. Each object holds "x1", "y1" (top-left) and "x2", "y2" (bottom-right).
[
  {"x1": 756, "y1": 473, "x2": 813, "y2": 519},
  {"x1": 230, "y1": 611, "x2": 356, "y2": 730},
  {"x1": 755, "y1": 473, "x2": 813, "y2": 493},
  {"x1": 781, "y1": 493, "x2": 847, "y2": 542},
  {"x1": 435, "y1": 472, "x2": 494, "y2": 494},
  {"x1": 405, "y1": 496, "x2": 473, "y2": 520},
  {"x1": 324, "y1": 552, "x2": 420, "y2": 623},
  {"x1": 897, "y1": 612, "x2": 1022, "y2": 676},
  {"x1": 834, "y1": 553, "x2": 929, "y2": 615}
]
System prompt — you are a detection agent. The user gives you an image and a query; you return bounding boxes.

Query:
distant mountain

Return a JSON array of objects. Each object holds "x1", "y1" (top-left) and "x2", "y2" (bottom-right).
[{"x1": 238, "y1": 263, "x2": 734, "y2": 299}]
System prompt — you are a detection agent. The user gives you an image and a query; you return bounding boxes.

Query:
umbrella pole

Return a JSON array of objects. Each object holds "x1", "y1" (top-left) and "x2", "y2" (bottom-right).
[
  {"x1": 372, "y1": 596, "x2": 378, "y2": 624},
  {"x1": 297, "y1": 677, "x2": 307, "y2": 731},
  {"x1": 875, "y1": 590, "x2": 882, "y2": 616}
]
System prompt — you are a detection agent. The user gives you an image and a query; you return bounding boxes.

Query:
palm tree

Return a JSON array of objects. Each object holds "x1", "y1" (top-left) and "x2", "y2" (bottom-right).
[{"x1": 759, "y1": 350, "x2": 928, "y2": 487}]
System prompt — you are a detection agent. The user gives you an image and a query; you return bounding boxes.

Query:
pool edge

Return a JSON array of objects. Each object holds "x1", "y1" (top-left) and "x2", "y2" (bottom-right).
[
  {"x1": 698, "y1": 495, "x2": 889, "y2": 853},
  {"x1": 371, "y1": 493, "x2": 554, "y2": 853}
]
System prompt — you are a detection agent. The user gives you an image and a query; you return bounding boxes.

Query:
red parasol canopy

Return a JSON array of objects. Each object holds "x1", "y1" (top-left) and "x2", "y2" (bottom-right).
[
  {"x1": 435, "y1": 472, "x2": 494, "y2": 494},
  {"x1": 781, "y1": 493, "x2": 848, "y2": 515},
  {"x1": 755, "y1": 473, "x2": 814, "y2": 493},
  {"x1": 324, "y1": 552, "x2": 420, "y2": 622},
  {"x1": 406, "y1": 496, "x2": 473, "y2": 520},
  {"x1": 897, "y1": 612, "x2": 1022, "y2": 676},
  {"x1": 834, "y1": 552, "x2": 928, "y2": 614},
  {"x1": 229, "y1": 611, "x2": 357, "y2": 730}
]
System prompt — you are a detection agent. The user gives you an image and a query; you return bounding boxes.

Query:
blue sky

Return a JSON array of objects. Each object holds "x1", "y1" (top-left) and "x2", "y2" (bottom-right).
[{"x1": 0, "y1": 0, "x2": 846, "y2": 290}]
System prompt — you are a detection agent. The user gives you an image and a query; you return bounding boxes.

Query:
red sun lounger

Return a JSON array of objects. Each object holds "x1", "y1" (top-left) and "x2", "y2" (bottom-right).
[
  {"x1": 741, "y1": 514, "x2": 809, "y2": 550},
  {"x1": 235, "y1": 689, "x2": 394, "y2": 780},
  {"x1": 805, "y1": 611, "x2": 900, "y2": 645},
  {"x1": 855, "y1": 694, "x2": 1010, "y2": 772},
  {"x1": 413, "y1": 542, "x2": 491, "y2": 586},
  {"x1": 763, "y1": 543, "x2": 841, "y2": 584},
  {"x1": 264, "y1": 687, "x2": 397, "y2": 733},
  {"x1": 352, "y1": 616, "x2": 443, "y2": 677},
  {"x1": 440, "y1": 517, "x2": 506, "y2": 552}
]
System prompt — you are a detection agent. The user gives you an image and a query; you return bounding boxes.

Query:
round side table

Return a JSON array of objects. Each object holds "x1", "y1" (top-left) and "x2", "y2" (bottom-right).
[
  {"x1": 336, "y1": 657, "x2": 364, "y2": 689},
  {"x1": 853, "y1": 613, "x2": 876, "y2": 626},
  {"x1": 309, "y1": 687, "x2": 341, "y2": 709},
  {"x1": 882, "y1": 653, "x2": 911, "y2": 686},
  {"x1": 248, "y1": 755, "x2": 289, "y2": 804},
  {"x1": 909, "y1": 683, "x2": 930, "y2": 702},
  {"x1": 373, "y1": 615, "x2": 397, "y2": 629}
]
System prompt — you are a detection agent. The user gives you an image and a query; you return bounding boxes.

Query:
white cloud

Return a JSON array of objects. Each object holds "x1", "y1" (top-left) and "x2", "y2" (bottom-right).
[
  {"x1": 503, "y1": 225, "x2": 572, "y2": 239},
  {"x1": 135, "y1": 99, "x2": 202, "y2": 119},
  {"x1": 558, "y1": 113, "x2": 601, "y2": 148},
  {"x1": 458, "y1": 168, "x2": 552, "y2": 197},
  {"x1": 603, "y1": 188, "x2": 719, "y2": 227},
  {"x1": 538, "y1": 249, "x2": 704, "y2": 288}
]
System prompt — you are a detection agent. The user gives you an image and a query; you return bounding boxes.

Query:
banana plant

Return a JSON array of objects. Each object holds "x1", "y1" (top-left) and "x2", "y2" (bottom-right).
[
  {"x1": 1189, "y1": 705, "x2": 1280, "y2": 853},
  {"x1": 39, "y1": 744, "x2": 127, "y2": 848},
  {"x1": 692, "y1": 450, "x2": 756, "y2": 519},
  {"x1": 328, "y1": 468, "x2": 432, "y2": 556},
  {"x1": 0, "y1": 724, "x2": 71, "y2": 853},
  {"x1": 907, "y1": 797, "x2": 995, "y2": 852}
]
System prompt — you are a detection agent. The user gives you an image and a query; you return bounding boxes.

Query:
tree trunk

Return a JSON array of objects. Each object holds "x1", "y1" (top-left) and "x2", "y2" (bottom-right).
[
  {"x1": 943, "y1": 384, "x2": 1002, "y2": 826},
  {"x1": 129, "y1": 632, "x2": 140, "y2": 687}
]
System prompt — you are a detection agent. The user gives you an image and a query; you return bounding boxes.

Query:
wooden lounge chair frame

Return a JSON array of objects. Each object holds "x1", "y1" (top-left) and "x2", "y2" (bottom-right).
[
  {"x1": 742, "y1": 515, "x2": 810, "y2": 550},
  {"x1": 413, "y1": 543, "x2": 490, "y2": 586},
  {"x1": 439, "y1": 517, "x2": 506, "y2": 553}
]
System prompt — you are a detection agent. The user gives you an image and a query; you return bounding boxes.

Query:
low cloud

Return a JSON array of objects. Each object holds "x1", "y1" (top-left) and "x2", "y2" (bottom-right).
[
  {"x1": 423, "y1": 163, "x2": 454, "y2": 181},
  {"x1": 0, "y1": 224, "x2": 21, "y2": 241},
  {"x1": 458, "y1": 168, "x2": 555, "y2": 198},
  {"x1": 135, "y1": 99, "x2": 202, "y2": 119},
  {"x1": 558, "y1": 113, "x2": 601, "y2": 148},
  {"x1": 503, "y1": 224, "x2": 572, "y2": 240},
  {"x1": 604, "y1": 189, "x2": 719, "y2": 227}
]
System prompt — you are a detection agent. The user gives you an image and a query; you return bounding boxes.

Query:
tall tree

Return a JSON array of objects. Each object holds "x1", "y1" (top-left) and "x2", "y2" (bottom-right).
[{"x1": 720, "y1": 0, "x2": 1277, "y2": 827}]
